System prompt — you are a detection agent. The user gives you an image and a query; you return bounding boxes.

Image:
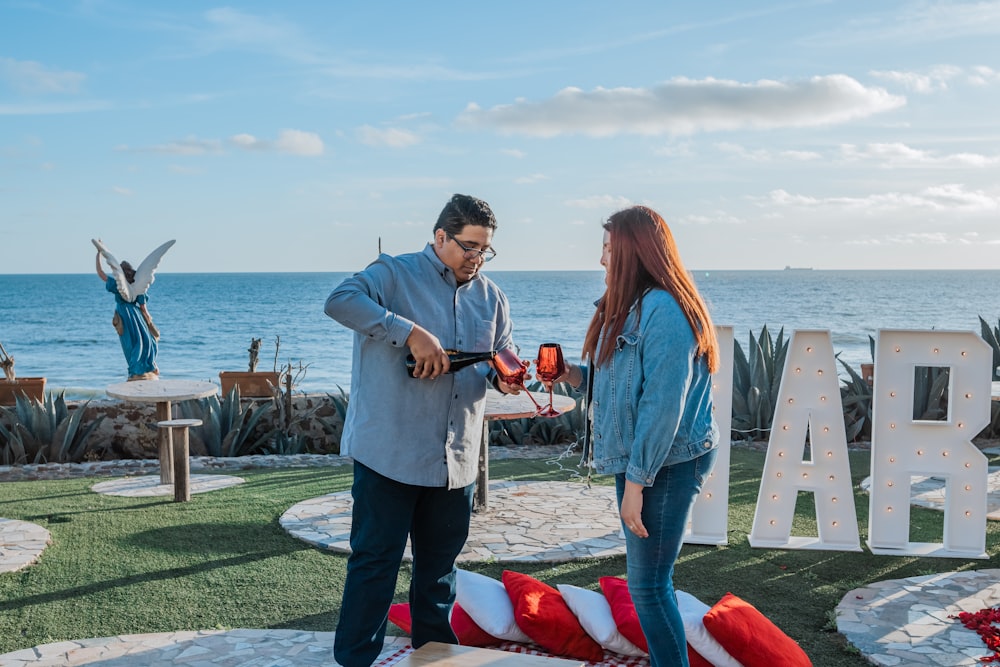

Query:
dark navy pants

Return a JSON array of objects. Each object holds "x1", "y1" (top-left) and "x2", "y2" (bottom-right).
[{"x1": 333, "y1": 462, "x2": 475, "y2": 667}]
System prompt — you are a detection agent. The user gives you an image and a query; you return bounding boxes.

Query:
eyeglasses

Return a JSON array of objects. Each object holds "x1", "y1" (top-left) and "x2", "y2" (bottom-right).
[{"x1": 446, "y1": 232, "x2": 497, "y2": 262}]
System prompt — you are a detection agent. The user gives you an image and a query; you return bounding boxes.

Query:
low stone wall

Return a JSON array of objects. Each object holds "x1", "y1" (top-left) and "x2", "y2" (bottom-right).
[{"x1": 73, "y1": 394, "x2": 345, "y2": 460}]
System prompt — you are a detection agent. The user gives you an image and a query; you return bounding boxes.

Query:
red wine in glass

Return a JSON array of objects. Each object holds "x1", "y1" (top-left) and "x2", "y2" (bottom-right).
[
  {"x1": 535, "y1": 343, "x2": 566, "y2": 417},
  {"x1": 492, "y1": 347, "x2": 545, "y2": 412}
]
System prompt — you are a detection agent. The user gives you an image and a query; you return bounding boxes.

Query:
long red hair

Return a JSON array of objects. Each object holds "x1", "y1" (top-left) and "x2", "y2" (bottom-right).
[{"x1": 582, "y1": 206, "x2": 719, "y2": 372}]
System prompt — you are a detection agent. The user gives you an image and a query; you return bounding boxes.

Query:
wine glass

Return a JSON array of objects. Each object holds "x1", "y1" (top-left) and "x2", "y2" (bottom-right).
[
  {"x1": 492, "y1": 347, "x2": 545, "y2": 413},
  {"x1": 534, "y1": 343, "x2": 566, "y2": 417}
]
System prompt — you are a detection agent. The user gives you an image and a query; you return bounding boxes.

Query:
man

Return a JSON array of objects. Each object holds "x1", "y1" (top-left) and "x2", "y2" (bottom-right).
[{"x1": 325, "y1": 194, "x2": 521, "y2": 667}]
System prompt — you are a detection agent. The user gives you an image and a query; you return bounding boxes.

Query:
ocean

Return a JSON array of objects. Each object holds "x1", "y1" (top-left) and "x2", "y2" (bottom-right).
[{"x1": 2, "y1": 270, "x2": 999, "y2": 401}]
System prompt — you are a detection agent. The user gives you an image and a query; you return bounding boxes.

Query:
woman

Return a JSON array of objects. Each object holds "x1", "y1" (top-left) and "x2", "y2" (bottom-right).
[
  {"x1": 555, "y1": 205, "x2": 720, "y2": 667},
  {"x1": 96, "y1": 250, "x2": 160, "y2": 380}
]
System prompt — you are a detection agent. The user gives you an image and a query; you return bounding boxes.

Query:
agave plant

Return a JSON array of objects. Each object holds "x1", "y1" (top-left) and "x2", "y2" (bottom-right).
[
  {"x1": 0, "y1": 391, "x2": 104, "y2": 464},
  {"x1": 979, "y1": 316, "x2": 1000, "y2": 381},
  {"x1": 266, "y1": 388, "x2": 346, "y2": 456},
  {"x1": 731, "y1": 325, "x2": 788, "y2": 442},
  {"x1": 309, "y1": 386, "x2": 350, "y2": 455},
  {"x1": 179, "y1": 387, "x2": 275, "y2": 457},
  {"x1": 912, "y1": 365, "x2": 950, "y2": 421},
  {"x1": 838, "y1": 356, "x2": 873, "y2": 442}
]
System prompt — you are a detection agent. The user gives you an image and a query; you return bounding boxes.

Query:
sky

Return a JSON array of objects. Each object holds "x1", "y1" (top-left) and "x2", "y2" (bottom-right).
[{"x1": 1, "y1": 0, "x2": 999, "y2": 274}]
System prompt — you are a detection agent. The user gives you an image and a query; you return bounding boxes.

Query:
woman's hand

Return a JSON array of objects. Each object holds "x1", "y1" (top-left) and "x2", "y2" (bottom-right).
[
  {"x1": 540, "y1": 363, "x2": 579, "y2": 390},
  {"x1": 620, "y1": 480, "x2": 648, "y2": 538}
]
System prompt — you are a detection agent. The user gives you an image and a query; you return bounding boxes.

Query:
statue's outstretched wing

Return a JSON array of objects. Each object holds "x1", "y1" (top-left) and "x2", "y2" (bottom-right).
[
  {"x1": 92, "y1": 238, "x2": 175, "y2": 302},
  {"x1": 131, "y1": 239, "x2": 176, "y2": 298},
  {"x1": 92, "y1": 238, "x2": 132, "y2": 301}
]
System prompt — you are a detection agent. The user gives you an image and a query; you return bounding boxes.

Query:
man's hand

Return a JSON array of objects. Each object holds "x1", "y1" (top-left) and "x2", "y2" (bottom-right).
[
  {"x1": 496, "y1": 376, "x2": 526, "y2": 395},
  {"x1": 406, "y1": 326, "x2": 449, "y2": 379}
]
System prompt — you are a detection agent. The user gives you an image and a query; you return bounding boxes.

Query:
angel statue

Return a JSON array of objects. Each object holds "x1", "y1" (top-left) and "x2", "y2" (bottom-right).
[{"x1": 93, "y1": 238, "x2": 175, "y2": 381}]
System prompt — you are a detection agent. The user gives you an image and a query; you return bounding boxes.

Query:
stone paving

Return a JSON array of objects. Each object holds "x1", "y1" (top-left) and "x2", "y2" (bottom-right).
[
  {"x1": 859, "y1": 467, "x2": 1000, "y2": 520},
  {"x1": 0, "y1": 518, "x2": 51, "y2": 574},
  {"x1": 0, "y1": 630, "x2": 413, "y2": 667},
  {"x1": 837, "y1": 569, "x2": 1000, "y2": 666},
  {"x1": 91, "y1": 473, "x2": 245, "y2": 497},
  {"x1": 281, "y1": 479, "x2": 625, "y2": 563}
]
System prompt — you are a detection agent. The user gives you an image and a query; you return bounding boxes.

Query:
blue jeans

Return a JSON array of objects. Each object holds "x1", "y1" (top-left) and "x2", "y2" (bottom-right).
[
  {"x1": 334, "y1": 462, "x2": 475, "y2": 667},
  {"x1": 616, "y1": 449, "x2": 717, "y2": 667}
]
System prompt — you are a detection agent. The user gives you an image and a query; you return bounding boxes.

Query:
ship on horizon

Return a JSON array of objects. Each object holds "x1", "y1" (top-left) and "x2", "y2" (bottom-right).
[{"x1": 784, "y1": 265, "x2": 814, "y2": 271}]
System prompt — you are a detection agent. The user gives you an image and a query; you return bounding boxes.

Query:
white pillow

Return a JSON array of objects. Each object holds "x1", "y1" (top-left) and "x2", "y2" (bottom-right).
[
  {"x1": 676, "y1": 590, "x2": 743, "y2": 667},
  {"x1": 455, "y1": 569, "x2": 532, "y2": 643},
  {"x1": 557, "y1": 584, "x2": 647, "y2": 657}
]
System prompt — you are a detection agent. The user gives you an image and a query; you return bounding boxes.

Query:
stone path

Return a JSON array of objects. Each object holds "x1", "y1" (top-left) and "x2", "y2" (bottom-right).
[
  {"x1": 0, "y1": 518, "x2": 50, "y2": 574},
  {"x1": 837, "y1": 569, "x2": 1000, "y2": 666},
  {"x1": 281, "y1": 479, "x2": 625, "y2": 563},
  {"x1": 0, "y1": 630, "x2": 412, "y2": 667},
  {"x1": 91, "y1": 473, "x2": 245, "y2": 497},
  {"x1": 859, "y1": 467, "x2": 1000, "y2": 520}
]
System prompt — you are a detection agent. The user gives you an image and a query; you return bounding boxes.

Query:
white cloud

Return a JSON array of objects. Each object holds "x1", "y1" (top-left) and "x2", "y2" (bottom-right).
[
  {"x1": 500, "y1": 148, "x2": 526, "y2": 158},
  {"x1": 765, "y1": 183, "x2": 1000, "y2": 213},
  {"x1": 0, "y1": 57, "x2": 85, "y2": 95},
  {"x1": 678, "y1": 212, "x2": 746, "y2": 225},
  {"x1": 111, "y1": 186, "x2": 133, "y2": 196},
  {"x1": 230, "y1": 129, "x2": 325, "y2": 155},
  {"x1": 200, "y1": 7, "x2": 322, "y2": 65},
  {"x1": 119, "y1": 129, "x2": 323, "y2": 156},
  {"x1": 968, "y1": 65, "x2": 1000, "y2": 86},
  {"x1": 565, "y1": 195, "x2": 633, "y2": 209},
  {"x1": 782, "y1": 150, "x2": 823, "y2": 161},
  {"x1": 275, "y1": 129, "x2": 325, "y2": 155},
  {"x1": 457, "y1": 75, "x2": 904, "y2": 137},
  {"x1": 0, "y1": 101, "x2": 110, "y2": 115},
  {"x1": 840, "y1": 142, "x2": 998, "y2": 167},
  {"x1": 514, "y1": 173, "x2": 548, "y2": 184},
  {"x1": 229, "y1": 134, "x2": 257, "y2": 149},
  {"x1": 892, "y1": 1, "x2": 1000, "y2": 40},
  {"x1": 716, "y1": 142, "x2": 771, "y2": 161},
  {"x1": 872, "y1": 64, "x2": 1000, "y2": 90},
  {"x1": 356, "y1": 125, "x2": 421, "y2": 148},
  {"x1": 848, "y1": 232, "x2": 969, "y2": 246},
  {"x1": 121, "y1": 137, "x2": 224, "y2": 155},
  {"x1": 716, "y1": 143, "x2": 822, "y2": 162},
  {"x1": 653, "y1": 141, "x2": 696, "y2": 157},
  {"x1": 870, "y1": 65, "x2": 961, "y2": 93}
]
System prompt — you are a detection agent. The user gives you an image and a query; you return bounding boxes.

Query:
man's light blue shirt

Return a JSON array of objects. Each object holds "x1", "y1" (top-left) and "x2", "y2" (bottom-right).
[{"x1": 324, "y1": 243, "x2": 513, "y2": 488}]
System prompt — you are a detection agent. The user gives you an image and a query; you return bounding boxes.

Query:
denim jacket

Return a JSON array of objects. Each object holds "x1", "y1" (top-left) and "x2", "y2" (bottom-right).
[{"x1": 582, "y1": 288, "x2": 718, "y2": 486}]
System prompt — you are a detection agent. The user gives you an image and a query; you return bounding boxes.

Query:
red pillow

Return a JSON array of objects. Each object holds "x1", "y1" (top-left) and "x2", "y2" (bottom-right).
[
  {"x1": 598, "y1": 576, "x2": 648, "y2": 653},
  {"x1": 702, "y1": 593, "x2": 813, "y2": 667},
  {"x1": 502, "y1": 570, "x2": 604, "y2": 662},
  {"x1": 388, "y1": 602, "x2": 500, "y2": 647},
  {"x1": 688, "y1": 646, "x2": 713, "y2": 667}
]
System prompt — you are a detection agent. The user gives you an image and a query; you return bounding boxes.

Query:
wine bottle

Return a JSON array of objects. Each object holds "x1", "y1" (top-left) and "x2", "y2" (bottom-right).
[{"x1": 405, "y1": 349, "x2": 496, "y2": 377}]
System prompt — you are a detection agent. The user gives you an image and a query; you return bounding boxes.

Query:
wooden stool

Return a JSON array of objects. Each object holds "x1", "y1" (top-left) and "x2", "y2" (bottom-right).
[{"x1": 156, "y1": 418, "x2": 202, "y2": 502}]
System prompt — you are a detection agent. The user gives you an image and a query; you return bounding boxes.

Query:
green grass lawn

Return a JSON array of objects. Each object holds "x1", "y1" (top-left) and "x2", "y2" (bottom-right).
[{"x1": 2, "y1": 449, "x2": 999, "y2": 665}]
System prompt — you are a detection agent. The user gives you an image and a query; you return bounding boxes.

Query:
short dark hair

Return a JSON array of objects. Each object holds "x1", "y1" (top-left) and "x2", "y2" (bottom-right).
[{"x1": 434, "y1": 194, "x2": 497, "y2": 236}]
